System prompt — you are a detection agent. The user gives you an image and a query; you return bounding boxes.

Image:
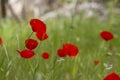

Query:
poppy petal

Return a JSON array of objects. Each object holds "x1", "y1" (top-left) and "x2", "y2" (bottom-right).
[
  {"x1": 25, "y1": 38, "x2": 38, "y2": 50},
  {"x1": 41, "y1": 52, "x2": 49, "y2": 59},
  {"x1": 63, "y1": 43, "x2": 79, "y2": 57},
  {"x1": 17, "y1": 49, "x2": 35, "y2": 59},
  {"x1": 57, "y1": 49, "x2": 66, "y2": 57},
  {"x1": 0, "y1": 37, "x2": 3, "y2": 46},
  {"x1": 100, "y1": 31, "x2": 114, "y2": 41},
  {"x1": 104, "y1": 72, "x2": 120, "y2": 80},
  {"x1": 36, "y1": 33, "x2": 48, "y2": 41},
  {"x1": 30, "y1": 19, "x2": 46, "y2": 34}
]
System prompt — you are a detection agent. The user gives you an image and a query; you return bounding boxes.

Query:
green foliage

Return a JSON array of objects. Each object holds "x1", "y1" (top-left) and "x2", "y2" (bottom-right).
[{"x1": 0, "y1": 12, "x2": 120, "y2": 80}]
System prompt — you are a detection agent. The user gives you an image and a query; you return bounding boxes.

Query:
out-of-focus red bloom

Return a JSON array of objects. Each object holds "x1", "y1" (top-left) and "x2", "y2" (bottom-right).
[
  {"x1": 100, "y1": 31, "x2": 114, "y2": 41},
  {"x1": 16, "y1": 49, "x2": 35, "y2": 59},
  {"x1": 41, "y1": 52, "x2": 49, "y2": 59},
  {"x1": 62, "y1": 43, "x2": 79, "y2": 57},
  {"x1": 36, "y1": 33, "x2": 48, "y2": 41},
  {"x1": 103, "y1": 72, "x2": 120, "y2": 80},
  {"x1": 57, "y1": 49, "x2": 66, "y2": 57},
  {"x1": 30, "y1": 19, "x2": 46, "y2": 34},
  {"x1": 94, "y1": 60, "x2": 99, "y2": 65},
  {"x1": 25, "y1": 38, "x2": 38, "y2": 50},
  {"x1": 0, "y1": 37, "x2": 2, "y2": 46}
]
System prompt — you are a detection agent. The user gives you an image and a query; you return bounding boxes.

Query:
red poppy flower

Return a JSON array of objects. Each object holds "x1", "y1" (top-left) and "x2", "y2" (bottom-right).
[
  {"x1": 0, "y1": 37, "x2": 2, "y2": 46},
  {"x1": 100, "y1": 31, "x2": 114, "y2": 41},
  {"x1": 30, "y1": 19, "x2": 46, "y2": 34},
  {"x1": 16, "y1": 49, "x2": 35, "y2": 59},
  {"x1": 41, "y1": 52, "x2": 49, "y2": 59},
  {"x1": 62, "y1": 43, "x2": 79, "y2": 57},
  {"x1": 94, "y1": 60, "x2": 99, "y2": 65},
  {"x1": 25, "y1": 38, "x2": 38, "y2": 50},
  {"x1": 57, "y1": 49, "x2": 66, "y2": 57},
  {"x1": 36, "y1": 32, "x2": 48, "y2": 41},
  {"x1": 104, "y1": 72, "x2": 120, "y2": 80}
]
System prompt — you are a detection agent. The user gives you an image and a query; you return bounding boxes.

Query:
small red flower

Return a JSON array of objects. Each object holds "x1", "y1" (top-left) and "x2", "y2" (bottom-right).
[
  {"x1": 0, "y1": 37, "x2": 2, "y2": 46},
  {"x1": 41, "y1": 52, "x2": 49, "y2": 59},
  {"x1": 36, "y1": 33, "x2": 48, "y2": 41},
  {"x1": 25, "y1": 38, "x2": 38, "y2": 50},
  {"x1": 57, "y1": 49, "x2": 66, "y2": 57},
  {"x1": 103, "y1": 72, "x2": 120, "y2": 80},
  {"x1": 94, "y1": 60, "x2": 99, "y2": 65},
  {"x1": 62, "y1": 43, "x2": 79, "y2": 57},
  {"x1": 16, "y1": 49, "x2": 35, "y2": 59},
  {"x1": 30, "y1": 19, "x2": 46, "y2": 34},
  {"x1": 100, "y1": 31, "x2": 114, "y2": 41}
]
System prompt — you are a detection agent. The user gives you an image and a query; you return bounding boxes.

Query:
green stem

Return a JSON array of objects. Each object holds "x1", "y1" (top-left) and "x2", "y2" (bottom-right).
[
  {"x1": 32, "y1": 41, "x2": 42, "y2": 80},
  {"x1": 3, "y1": 44, "x2": 10, "y2": 61},
  {"x1": 24, "y1": 31, "x2": 34, "y2": 49},
  {"x1": 51, "y1": 56, "x2": 57, "y2": 80},
  {"x1": 72, "y1": 56, "x2": 78, "y2": 79},
  {"x1": 27, "y1": 32, "x2": 34, "y2": 39},
  {"x1": 32, "y1": 61, "x2": 40, "y2": 80},
  {"x1": 16, "y1": 34, "x2": 20, "y2": 50}
]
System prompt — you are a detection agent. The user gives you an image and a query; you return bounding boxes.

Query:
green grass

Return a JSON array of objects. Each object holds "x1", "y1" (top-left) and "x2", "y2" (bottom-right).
[{"x1": 0, "y1": 13, "x2": 120, "y2": 80}]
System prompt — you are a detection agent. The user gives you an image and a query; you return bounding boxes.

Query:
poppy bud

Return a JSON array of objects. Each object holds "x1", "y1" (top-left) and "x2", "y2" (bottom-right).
[
  {"x1": 25, "y1": 38, "x2": 38, "y2": 50},
  {"x1": 17, "y1": 49, "x2": 35, "y2": 59}
]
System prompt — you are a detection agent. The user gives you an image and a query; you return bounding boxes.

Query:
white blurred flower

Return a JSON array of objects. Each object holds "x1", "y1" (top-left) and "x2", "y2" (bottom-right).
[
  {"x1": 103, "y1": 63, "x2": 113, "y2": 70},
  {"x1": 57, "y1": 58, "x2": 65, "y2": 62},
  {"x1": 106, "y1": 52, "x2": 113, "y2": 56}
]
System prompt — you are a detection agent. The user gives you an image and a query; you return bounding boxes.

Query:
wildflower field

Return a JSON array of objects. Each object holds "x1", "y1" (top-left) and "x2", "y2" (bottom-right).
[{"x1": 0, "y1": 13, "x2": 120, "y2": 80}]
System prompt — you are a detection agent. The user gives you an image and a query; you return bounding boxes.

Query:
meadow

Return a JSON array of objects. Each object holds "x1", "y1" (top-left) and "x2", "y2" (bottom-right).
[{"x1": 0, "y1": 12, "x2": 120, "y2": 80}]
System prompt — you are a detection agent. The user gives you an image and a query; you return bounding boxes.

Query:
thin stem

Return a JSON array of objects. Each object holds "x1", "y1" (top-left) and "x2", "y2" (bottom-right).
[
  {"x1": 24, "y1": 31, "x2": 34, "y2": 49},
  {"x1": 32, "y1": 61, "x2": 40, "y2": 80},
  {"x1": 32, "y1": 41, "x2": 42, "y2": 80},
  {"x1": 16, "y1": 34, "x2": 20, "y2": 50},
  {"x1": 51, "y1": 56, "x2": 57, "y2": 80},
  {"x1": 3, "y1": 44, "x2": 10, "y2": 61},
  {"x1": 27, "y1": 31, "x2": 34, "y2": 39},
  {"x1": 14, "y1": 58, "x2": 24, "y2": 79},
  {"x1": 72, "y1": 56, "x2": 78, "y2": 79}
]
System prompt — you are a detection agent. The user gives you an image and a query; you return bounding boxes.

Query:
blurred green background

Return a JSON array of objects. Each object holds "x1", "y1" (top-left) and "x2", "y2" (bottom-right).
[{"x1": 0, "y1": 0, "x2": 120, "y2": 80}]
